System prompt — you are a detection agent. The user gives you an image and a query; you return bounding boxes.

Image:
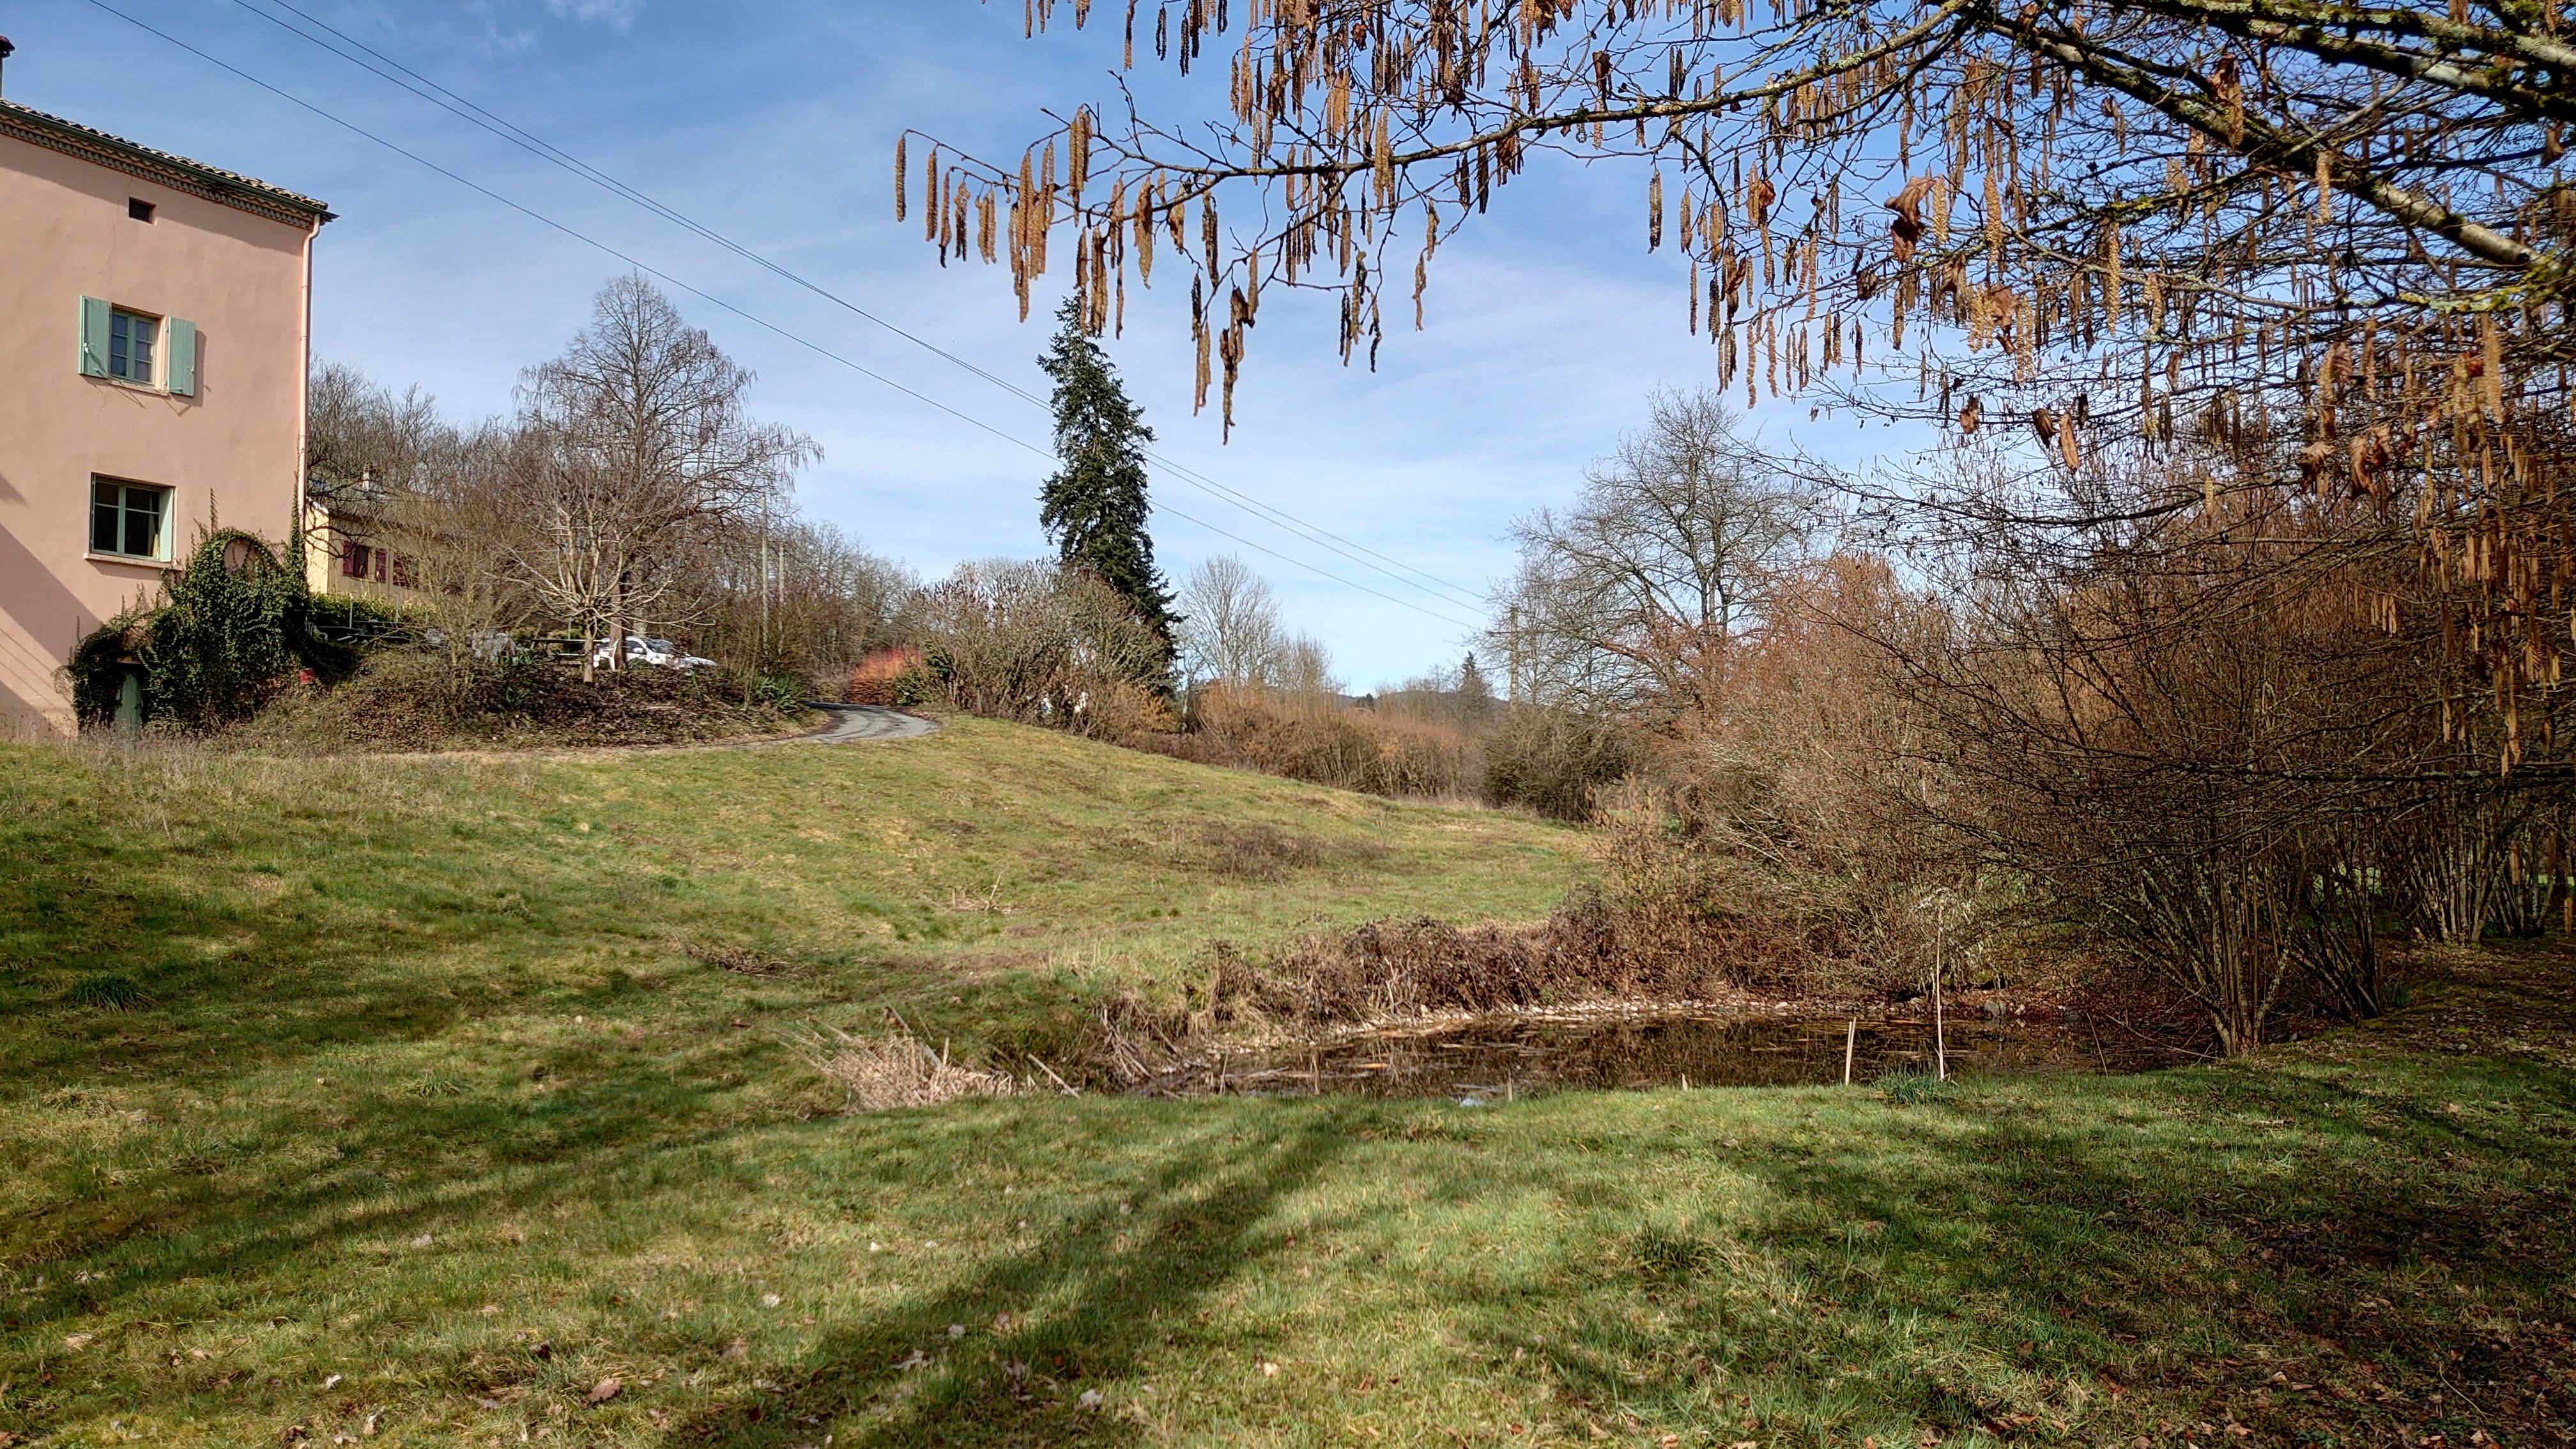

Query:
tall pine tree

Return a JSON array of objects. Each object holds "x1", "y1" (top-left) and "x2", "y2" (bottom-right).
[{"x1": 1036, "y1": 300, "x2": 1176, "y2": 661}]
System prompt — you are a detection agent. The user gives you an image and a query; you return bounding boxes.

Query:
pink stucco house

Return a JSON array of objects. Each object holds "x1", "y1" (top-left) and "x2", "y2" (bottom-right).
[{"x1": 0, "y1": 49, "x2": 332, "y2": 738}]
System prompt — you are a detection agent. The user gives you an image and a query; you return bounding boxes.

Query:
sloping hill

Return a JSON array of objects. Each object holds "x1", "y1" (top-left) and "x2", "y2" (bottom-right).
[
  {"x1": 4, "y1": 724, "x2": 2571, "y2": 1448},
  {"x1": 0, "y1": 714, "x2": 1583, "y2": 1085}
]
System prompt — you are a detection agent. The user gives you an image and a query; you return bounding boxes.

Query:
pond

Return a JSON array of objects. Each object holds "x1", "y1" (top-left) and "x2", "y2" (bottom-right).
[{"x1": 1150, "y1": 1009, "x2": 2201, "y2": 1101}]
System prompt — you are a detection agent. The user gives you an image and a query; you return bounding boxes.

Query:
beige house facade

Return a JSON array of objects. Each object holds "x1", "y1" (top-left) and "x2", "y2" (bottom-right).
[
  {"x1": 303, "y1": 494, "x2": 429, "y2": 605},
  {"x1": 0, "y1": 84, "x2": 330, "y2": 738}
]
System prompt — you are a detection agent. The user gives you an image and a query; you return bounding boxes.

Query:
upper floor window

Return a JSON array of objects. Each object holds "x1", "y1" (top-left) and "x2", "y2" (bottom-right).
[
  {"x1": 79, "y1": 297, "x2": 195, "y2": 395},
  {"x1": 91, "y1": 479, "x2": 172, "y2": 562},
  {"x1": 128, "y1": 199, "x2": 157, "y2": 222},
  {"x1": 108, "y1": 309, "x2": 157, "y2": 385}
]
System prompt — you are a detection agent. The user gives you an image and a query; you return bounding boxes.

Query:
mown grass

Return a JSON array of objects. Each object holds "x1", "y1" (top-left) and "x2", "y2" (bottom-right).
[{"x1": 3, "y1": 721, "x2": 2573, "y2": 1447}]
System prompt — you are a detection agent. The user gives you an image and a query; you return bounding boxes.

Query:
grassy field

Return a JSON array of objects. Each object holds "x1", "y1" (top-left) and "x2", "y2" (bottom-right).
[{"x1": 3, "y1": 720, "x2": 2573, "y2": 1447}]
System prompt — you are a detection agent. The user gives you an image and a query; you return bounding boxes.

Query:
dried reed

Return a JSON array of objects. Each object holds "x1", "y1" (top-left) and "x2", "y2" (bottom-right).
[{"x1": 788, "y1": 1025, "x2": 1021, "y2": 1112}]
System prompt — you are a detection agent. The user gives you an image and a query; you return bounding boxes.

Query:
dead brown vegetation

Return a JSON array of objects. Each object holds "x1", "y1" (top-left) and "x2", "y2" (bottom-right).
[
  {"x1": 1140, "y1": 682, "x2": 1479, "y2": 799},
  {"x1": 1190, "y1": 822, "x2": 1388, "y2": 881},
  {"x1": 788, "y1": 1025, "x2": 1025, "y2": 1111},
  {"x1": 230, "y1": 650, "x2": 807, "y2": 753}
]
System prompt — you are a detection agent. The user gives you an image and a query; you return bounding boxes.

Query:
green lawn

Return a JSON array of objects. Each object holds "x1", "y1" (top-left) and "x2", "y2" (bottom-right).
[{"x1": 3, "y1": 723, "x2": 2572, "y2": 1447}]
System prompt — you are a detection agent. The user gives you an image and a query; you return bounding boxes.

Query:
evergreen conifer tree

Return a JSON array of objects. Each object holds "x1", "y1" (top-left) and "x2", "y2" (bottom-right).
[
  {"x1": 1036, "y1": 301, "x2": 1176, "y2": 664},
  {"x1": 1458, "y1": 653, "x2": 1494, "y2": 716}
]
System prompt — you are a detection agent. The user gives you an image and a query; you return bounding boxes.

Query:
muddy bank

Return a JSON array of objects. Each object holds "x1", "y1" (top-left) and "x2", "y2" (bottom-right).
[{"x1": 1128, "y1": 1004, "x2": 2203, "y2": 1100}]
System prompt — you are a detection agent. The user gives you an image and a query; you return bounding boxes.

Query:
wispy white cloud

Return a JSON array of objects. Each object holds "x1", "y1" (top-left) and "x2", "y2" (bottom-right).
[{"x1": 542, "y1": 0, "x2": 644, "y2": 27}]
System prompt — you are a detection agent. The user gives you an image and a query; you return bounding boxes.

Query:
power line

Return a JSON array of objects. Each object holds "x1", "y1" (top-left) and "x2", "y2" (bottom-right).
[
  {"x1": 224, "y1": 0, "x2": 1489, "y2": 613},
  {"x1": 79, "y1": 0, "x2": 1486, "y2": 633}
]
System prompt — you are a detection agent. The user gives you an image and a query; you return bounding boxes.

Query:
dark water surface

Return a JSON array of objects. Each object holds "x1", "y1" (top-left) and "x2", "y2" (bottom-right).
[{"x1": 1161, "y1": 1011, "x2": 2200, "y2": 1101}]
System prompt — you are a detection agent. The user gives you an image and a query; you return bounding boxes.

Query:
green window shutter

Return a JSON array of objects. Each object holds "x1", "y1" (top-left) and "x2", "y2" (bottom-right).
[
  {"x1": 79, "y1": 296, "x2": 111, "y2": 377},
  {"x1": 166, "y1": 318, "x2": 197, "y2": 395}
]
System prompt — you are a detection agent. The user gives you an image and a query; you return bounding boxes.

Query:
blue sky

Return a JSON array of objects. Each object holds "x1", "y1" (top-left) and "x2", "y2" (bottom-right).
[{"x1": 11, "y1": 0, "x2": 1905, "y2": 689}]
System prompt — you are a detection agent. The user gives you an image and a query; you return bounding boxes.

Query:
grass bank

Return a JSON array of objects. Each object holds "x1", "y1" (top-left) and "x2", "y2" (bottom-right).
[{"x1": 3, "y1": 723, "x2": 2571, "y2": 1447}]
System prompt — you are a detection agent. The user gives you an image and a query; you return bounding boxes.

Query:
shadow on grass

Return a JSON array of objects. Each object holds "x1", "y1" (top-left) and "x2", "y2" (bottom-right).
[
  {"x1": 1504, "y1": 1051, "x2": 2576, "y2": 1445},
  {"x1": 665, "y1": 1102, "x2": 1365, "y2": 1447}
]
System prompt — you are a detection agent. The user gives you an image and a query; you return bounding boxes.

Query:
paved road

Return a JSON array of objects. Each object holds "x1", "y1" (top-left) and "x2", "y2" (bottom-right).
[{"x1": 785, "y1": 703, "x2": 940, "y2": 744}]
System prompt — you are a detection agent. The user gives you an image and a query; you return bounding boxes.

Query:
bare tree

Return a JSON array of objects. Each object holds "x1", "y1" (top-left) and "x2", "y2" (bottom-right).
[
  {"x1": 664, "y1": 518, "x2": 917, "y2": 684},
  {"x1": 383, "y1": 420, "x2": 531, "y2": 659},
  {"x1": 1273, "y1": 632, "x2": 1341, "y2": 700},
  {"x1": 1176, "y1": 553, "x2": 1288, "y2": 688},
  {"x1": 510, "y1": 277, "x2": 817, "y2": 676},
  {"x1": 306, "y1": 362, "x2": 445, "y2": 506},
  {"x1": 903, "y1": 0, "x2": 2573, "y2": 753},
  {"x1": 1491, "y1": 388, "x2": 1821, "y2": 714}
]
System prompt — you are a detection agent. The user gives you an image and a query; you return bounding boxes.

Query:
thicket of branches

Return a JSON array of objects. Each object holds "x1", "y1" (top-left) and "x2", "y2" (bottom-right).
[
  {"x1": 898, "y1": 0, "x2": 2572, "y2": 1049},
  {"x1": 310, "y1": 279, "x2": 908, "y2": 691}
]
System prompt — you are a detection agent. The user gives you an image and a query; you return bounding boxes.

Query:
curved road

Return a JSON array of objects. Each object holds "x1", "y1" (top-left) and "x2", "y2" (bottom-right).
[{"x1": 783, "y1": 703, "x2": 940, "y2": 745}]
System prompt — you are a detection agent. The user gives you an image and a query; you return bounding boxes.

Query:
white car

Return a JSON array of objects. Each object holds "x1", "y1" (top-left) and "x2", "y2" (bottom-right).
[{"x1": 593, "y1": 636, "x2": 717, "y2": 670}]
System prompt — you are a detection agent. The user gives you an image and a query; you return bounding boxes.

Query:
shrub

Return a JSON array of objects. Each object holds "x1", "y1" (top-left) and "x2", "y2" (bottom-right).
[
  {"x1": 1481, "y1": 704, "x2": 1635, "y2": 820},
  {"x1": 236, "y1": 650, "x2": 802, "y2": 751},
  {"x1": 912, "y1": 560, "x2": 1172, "y2": 734},
  {"x1": 1144, "y1": 684, "x2": 1476, "y2": 799},
  {"x1": 67, "y1": 531, "x2": 351, "y2": 731},
  {"x1": 845, "y1": 646, "x2": 922, "y2": 706}
]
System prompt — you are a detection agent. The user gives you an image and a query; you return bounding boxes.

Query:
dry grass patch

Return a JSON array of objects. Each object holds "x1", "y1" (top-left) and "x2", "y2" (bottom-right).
[{"x1": 790, "y1": 1025, "x2": 1027, "y2": 1110}]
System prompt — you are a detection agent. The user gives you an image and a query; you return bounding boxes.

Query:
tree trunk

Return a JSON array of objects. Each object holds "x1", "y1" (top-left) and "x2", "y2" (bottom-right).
[{"x1": 606, "y1": 571, "x2": 627, "y2": 672}]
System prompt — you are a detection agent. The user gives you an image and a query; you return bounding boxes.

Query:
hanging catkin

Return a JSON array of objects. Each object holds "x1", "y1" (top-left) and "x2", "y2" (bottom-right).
[
  {"x1": 1649, "y1": 168, "x2": 1664, "y2": 250},
  {"x1": 1193, "y1": 293, "x2": 1213, "y2": 410},
  {"x1": 1982, "y1": 170, "x2": 2002, "y2": 264},
  {"x1": 925, "y1": 150, "x2": 942, "y2": 243},
  {"x1": 1372, "y1": 110, "x2": 1395, "y2": 204},
  {"x1": 1017, "y1": 150, "x2": 1038, "y2": 266},
  {"x1": 1202, "y1": 194, "x2": 1221, "y2": 276},
  {"x1": 1070, "y1": 108, "x2": 1092, "y2": 204},
  {"x1": 2104, "y1": 224, "x2": 2123, "y2": 332},
  {"x1": 894, "y1": 135, "x2": 908, "y2": 222}
]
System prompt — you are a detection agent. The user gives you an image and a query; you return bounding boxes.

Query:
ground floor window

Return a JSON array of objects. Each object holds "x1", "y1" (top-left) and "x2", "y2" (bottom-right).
[{"x1": 90, "y1": 478, "x2": 171, "y2": 561}]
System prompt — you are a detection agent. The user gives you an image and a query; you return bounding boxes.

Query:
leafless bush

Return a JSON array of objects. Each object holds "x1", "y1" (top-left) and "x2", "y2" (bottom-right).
[
  {"x1": 913, "y1": 560, "x2": 1174, "y2": 740},
  {"x1": 1146, "y1": 682, "x2": 1476, "y2": 799},
  {"x1": 1480, "y1": 704, "x2": 1636, "y2": 820}
]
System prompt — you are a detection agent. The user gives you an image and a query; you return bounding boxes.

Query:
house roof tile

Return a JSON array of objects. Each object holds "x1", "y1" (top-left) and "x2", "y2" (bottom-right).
[{"x1": 0, "y1": 97, "x2": 332, "y2": 227}]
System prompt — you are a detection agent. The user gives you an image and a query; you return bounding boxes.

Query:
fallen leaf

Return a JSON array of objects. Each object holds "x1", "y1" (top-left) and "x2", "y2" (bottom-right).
[
  {"x1": 323, "y1": 1373, "x2": 342, "y2": 1390},
  {"x1": 1079, "y1": 1389, "x2": 1103, "y2": 1408},
  {"x1": 63, "y1": 1333, "x2": 93, "y2": 1349},
  {"x1": 532, "y1": 1342, "x2": 552, "y2": 1361},
  {"x1": 1261, "y1": 1362, "x2": 1280, "y2": 1377},
  {"x1": 761, "y1": 1293, "x2": 781, "y2": 1308},
  {"x1": 585, "y1": 1377, "x2": 622, "y2": 1406}
]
